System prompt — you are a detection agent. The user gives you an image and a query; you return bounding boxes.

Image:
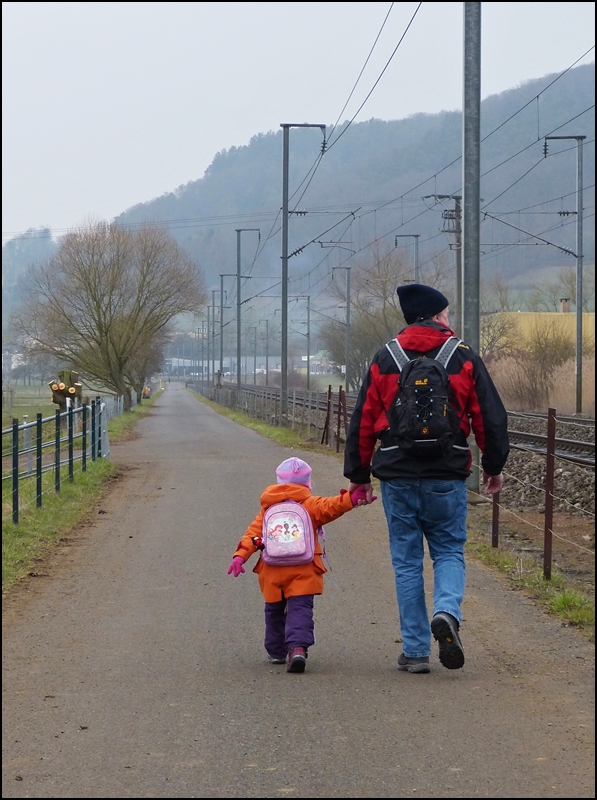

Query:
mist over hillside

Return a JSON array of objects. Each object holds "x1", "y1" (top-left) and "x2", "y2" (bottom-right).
[
  {"x1": 3, "y1": 63, "x2": 594, "y2": 330},
  {"x1": 114, "y1": 63, "x2": 594, "y2": 296}
]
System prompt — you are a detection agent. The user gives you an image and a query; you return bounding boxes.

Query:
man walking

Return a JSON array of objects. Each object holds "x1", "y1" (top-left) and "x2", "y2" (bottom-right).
[{"x1": 344, "y1": 283, "x2": 509, "y2": 673}]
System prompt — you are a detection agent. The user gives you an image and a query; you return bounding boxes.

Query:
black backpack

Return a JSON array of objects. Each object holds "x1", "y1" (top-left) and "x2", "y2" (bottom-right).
[{"x1": 385, "y1": 336, "x2": 463, "y2": 458}]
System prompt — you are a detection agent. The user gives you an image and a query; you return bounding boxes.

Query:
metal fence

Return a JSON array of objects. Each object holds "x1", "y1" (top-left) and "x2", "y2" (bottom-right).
[
  {"x1": 1, "y1": 394, "x2": 133, "y2": 525},
  {"x1": 189, "y1": 381, "x2": 351, "y2": 451}
]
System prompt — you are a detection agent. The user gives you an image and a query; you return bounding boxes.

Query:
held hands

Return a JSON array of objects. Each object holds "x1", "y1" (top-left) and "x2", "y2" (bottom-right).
[
  {"x1": 227, "y1": 556, "x2": 246, "y2": 577},
  {"x1": 342, "y1": 484, "x2": 378, "y2": 506},
  {"x1": 482, "y1": 471, "x2": 504, "y2": 495}
]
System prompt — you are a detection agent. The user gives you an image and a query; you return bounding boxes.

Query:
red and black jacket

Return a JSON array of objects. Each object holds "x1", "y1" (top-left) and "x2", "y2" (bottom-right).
[{"x1": 343, "y1": 321, "x2": 510, "y2": 483}]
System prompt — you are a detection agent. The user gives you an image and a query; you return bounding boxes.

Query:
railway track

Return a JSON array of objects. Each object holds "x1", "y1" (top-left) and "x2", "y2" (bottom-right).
[
  {"x1": 507, "y1": 411, "x2": 595, "y2": 468},
  {"x1": 507, "y1": 430, "x2": 595, "y2": 467},
  {"x1": 212, "y1": 383, "x2": 596, "y2": 469}
]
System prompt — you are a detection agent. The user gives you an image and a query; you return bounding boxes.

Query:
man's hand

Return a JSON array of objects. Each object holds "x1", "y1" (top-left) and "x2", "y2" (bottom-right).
[
  {"x1": 482, "y1": 471, "x2": 504, "y2": 495},
  {"x1": 347, "y1": 482, "x2": 377, "y2": 505}
]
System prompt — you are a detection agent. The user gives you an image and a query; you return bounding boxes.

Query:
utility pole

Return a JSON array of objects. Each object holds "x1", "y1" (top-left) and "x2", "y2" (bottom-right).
[
  {"x1": 236, "y1": 229, "x2": 260, "y2": 391},
  {"x1": 211, "y1": 289, "x2": 220, "y2": 381},
  {"x1": 424, "y1": 194, "x2": 462, "y2": 335},
  {"x1": 197, "y1": 328, "x2": 203, "y2": 383},
  {"x1": 201, "y1": 321, "x2": 206, "y2": 381},
  {"x1": 206, "y1": 305, "x2": 211, "y2": 385},
  {"x1": 333, "y1": 267, "x2": 351, "y2": 391},
  {"x1": 463, "y1": 2, "x2": 481, "y2": 494},
  {"x1": 305, "y1": 297, "x2": 311, "y2": 391},
  {"x1": 463, "y1": 2, "x2": 481, "y2": 356},
  {"x1": 264, "y1": 319, "x2": 269, "y2": 386},
  {"x1": 544, "y1": 135, "x2": 586, "y2": 414},
  {"x1": 248, "y1": 326, "x2": 257, "y2": 384},
  {"x1": 394, "y1": 235, "x2": 420, "y2": 282},
  {"x1": 292, "y1": 296, "x2": 312, "y2": 391},
  {"x1": 219, "y1": 273, "x2": 235, "y2": 381},
  {"x1": 281, "y1": 123, "x2": 326, "y2": 420}
]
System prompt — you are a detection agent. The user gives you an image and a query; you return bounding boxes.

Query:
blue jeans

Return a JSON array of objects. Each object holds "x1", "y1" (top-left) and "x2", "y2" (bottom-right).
[{"x1": 380, "y1": 478, "x2": 468, "y2": 659}]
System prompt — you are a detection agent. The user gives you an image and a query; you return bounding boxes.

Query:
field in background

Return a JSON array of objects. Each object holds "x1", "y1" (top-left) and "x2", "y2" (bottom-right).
[{"x1": 488, "y1": 355, "x2": 595, "y2": 417}]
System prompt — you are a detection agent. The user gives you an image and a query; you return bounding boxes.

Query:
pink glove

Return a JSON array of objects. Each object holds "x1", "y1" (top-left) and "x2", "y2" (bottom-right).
[
  {"x1": 227, "y1": 556, "x2": 245, "y2": 577},
  {"x1": 349, "y1": 485, "x2": 377, "y2": 506}
]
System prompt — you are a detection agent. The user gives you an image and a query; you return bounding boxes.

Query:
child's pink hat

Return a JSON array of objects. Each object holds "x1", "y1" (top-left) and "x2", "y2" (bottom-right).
[{"x1": 276, "y1": 457, "x2": 312, "y2": 489}]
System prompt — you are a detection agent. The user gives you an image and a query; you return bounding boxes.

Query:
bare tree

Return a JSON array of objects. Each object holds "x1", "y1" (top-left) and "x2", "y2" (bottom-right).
[
  {"x1": 527, "y1": 264, "x2": 596, "y2": 312},
  {"x1": 9, "y1": 222, "x2": 207, "y2": 409},
  {"x1": 481, "y1": 272, "x2": 524, "y2": 312},
  {"x1": 556, "y1": 265, "x2": 595, "y2": 312},
  {"x1": 479, "y1": 312, "x2": 520, "y2": 361},
  {"x1": 490, "y1": 317, "x2": 577, "y2": 410},
  {"x1": 320, "y1": 246, "x2": 453, "y2": 391},
  {"x1": 124, "y1": 327, "x2": 172, "y2": 401}
]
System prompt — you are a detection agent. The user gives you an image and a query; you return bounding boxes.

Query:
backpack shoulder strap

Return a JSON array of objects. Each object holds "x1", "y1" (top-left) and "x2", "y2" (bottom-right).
[
  {"x1": 385, "y1": 338, "x2": 410, "y2": 371},
  {"x1": 434, "y1": 336, "x2": 462, "y2": 368}
]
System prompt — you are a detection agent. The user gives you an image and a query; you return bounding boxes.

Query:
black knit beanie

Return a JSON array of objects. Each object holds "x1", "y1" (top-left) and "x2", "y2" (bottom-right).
[{"x1": 396, "y1": 283, "x2": 449, "y2": 324}]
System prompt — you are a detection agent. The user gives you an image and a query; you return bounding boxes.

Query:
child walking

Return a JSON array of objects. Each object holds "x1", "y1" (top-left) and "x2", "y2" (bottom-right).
[{"x1": 227, "y1": 456, "x2": 375, "y2": 673}]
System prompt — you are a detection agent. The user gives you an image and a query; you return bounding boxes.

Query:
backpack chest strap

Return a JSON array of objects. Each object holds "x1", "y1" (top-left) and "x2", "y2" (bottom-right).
[{"x1": 386, "y1": 336, "x2": 461, "y2": 371}]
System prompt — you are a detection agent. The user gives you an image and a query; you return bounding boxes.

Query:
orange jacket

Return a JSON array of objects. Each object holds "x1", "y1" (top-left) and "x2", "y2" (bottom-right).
[{"x1": 233, "y1": 482, "x2": 355, "y2": 603}]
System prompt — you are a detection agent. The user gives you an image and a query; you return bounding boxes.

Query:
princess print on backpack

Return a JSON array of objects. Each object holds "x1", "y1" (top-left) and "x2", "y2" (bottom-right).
[
  {"x1": 261, "y1": 500, "x2": 316, "y2": 565},
  {"x1": 227, "y1": 457, "x2": 376, "y2": 673}
]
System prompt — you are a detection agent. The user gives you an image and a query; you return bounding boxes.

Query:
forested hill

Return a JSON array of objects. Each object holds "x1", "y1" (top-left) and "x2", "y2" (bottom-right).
[
  {"x1": 3, "y1": 63, "x2": 594, "y2": 325},
  {"x1": 114, "y1": 63, "x2": 594, "y2": 291}
]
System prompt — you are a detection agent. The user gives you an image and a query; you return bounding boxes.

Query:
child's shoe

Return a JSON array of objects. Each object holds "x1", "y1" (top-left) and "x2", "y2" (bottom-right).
[
  {"x1": 286, "y1": 646, "x2": 307, "y2": 673},
  {"x1": 267, "y1": 654, "x2": 286, "y2": 665}
]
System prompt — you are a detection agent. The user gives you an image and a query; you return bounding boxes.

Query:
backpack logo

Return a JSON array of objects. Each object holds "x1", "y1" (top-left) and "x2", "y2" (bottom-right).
[
  {"x1": 386, "y1": 336, "x2": 462, "y2": 458},
  {"x1": 261, "y1": 500, "x2": 316, "y2": 566}
]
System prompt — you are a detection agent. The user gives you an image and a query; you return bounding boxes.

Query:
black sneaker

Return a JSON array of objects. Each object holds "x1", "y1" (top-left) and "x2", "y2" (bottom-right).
[
  {"x1": 431, "y1": 612, "x2": 465, "y2": 670},
  {"x1": 397, "y1": 653, "x2": 430, "y2": 673},
  {"x1": 286, "y1": 646, "x2": 307, "y2": 673}
]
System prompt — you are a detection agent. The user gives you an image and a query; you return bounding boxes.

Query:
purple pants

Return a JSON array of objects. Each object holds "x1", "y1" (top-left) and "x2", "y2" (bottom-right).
[{"x1": 264, "y1": 595, "x2": 315, "y2": 659}]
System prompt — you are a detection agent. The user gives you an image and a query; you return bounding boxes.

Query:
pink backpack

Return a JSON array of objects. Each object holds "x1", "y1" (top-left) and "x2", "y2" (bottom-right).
[{"x1": 261, "y1": 500, "x2": 318, "y2": 566}]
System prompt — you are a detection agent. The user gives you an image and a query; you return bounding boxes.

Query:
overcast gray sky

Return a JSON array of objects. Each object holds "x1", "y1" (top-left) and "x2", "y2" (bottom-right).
[{"x1": 2, "y1": 1, "x2": 595, "y2": 241}]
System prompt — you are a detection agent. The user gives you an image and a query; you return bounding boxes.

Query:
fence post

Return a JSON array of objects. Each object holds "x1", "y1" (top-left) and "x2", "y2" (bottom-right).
[
  {"x1": 491, "y1": 492, "x2": 499, "y2": 547},
  {"x1": 91, "y1": 399, "x2": 96, "y2": 461},
  {"x1": 97, "y1": 398, "x2": 102, "y2": 459},
  {"x1": 36, "y1": 413, "x2": 43, "y2": 507},
  {"x1": 12, "y1": 418, "x2": 19, "y2": 524},
  {"x1": 82, "y1": 405, "x2": 87, "y2": 472},
  {"x1": 68, "y1": 405, "x2": 74, "y2": 481},
  {"x1": 336, "y1": 387, "x2": 342, "y2": 453},
  {"x1": 322, "y1": 386, "x2": 332, "y2": 445},
  {"x1": 341, "y1": 388, "x2": 349, "y2": 434},
  {"x1": 55, "y1": 409, "x2": 61, "y2": 493},
  {"x1": 543, "y1": 407, "x2": 556, "y2": 580},
  {"x1": 24, "y1": 415, "x2": 32, "y2": 476},
  {"x1": 299, "y1": 390, "x2": 306, "y2": 437}
]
